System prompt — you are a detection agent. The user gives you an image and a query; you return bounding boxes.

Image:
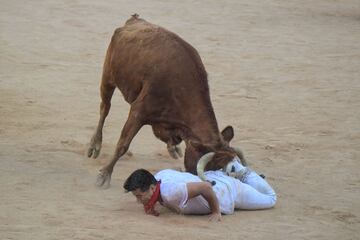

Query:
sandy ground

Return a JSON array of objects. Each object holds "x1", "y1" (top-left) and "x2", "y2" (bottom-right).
[{"x1": 1, "y1": 0, "x2": 360, "y2": 239}]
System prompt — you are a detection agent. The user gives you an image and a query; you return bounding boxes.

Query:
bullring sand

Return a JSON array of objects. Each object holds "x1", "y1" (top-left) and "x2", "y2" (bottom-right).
[{"x1": 1, "y1": 1, "x2": 359, "y2": 239}]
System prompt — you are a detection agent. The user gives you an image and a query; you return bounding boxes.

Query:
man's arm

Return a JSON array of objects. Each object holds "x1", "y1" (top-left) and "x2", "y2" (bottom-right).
[{"x1": 186, "y1": 182, "x2": 221, "y2": 221}]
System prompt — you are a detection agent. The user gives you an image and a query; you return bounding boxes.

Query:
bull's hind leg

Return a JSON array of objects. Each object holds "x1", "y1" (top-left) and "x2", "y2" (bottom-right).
[
  {"x1": 96, "y1": 103, "x2": 144, "y2": 188},
  {"x1": 88, "y1": 82, "x2": 115, "y2": 159}
]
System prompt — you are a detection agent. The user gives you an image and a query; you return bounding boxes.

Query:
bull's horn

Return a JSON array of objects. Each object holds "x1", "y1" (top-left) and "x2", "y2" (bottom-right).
[
  {"x1": 233, "y1": 147, "x2": 248, "y2": 166},
  {"x1": 196, "y1": 152, "x2": 215, "y2": 181}
]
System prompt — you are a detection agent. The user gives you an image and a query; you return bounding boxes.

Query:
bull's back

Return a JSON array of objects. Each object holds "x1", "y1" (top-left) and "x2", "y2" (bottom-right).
[{"x1": 104, "y1": 17, "x2": 208, "y2": 104}]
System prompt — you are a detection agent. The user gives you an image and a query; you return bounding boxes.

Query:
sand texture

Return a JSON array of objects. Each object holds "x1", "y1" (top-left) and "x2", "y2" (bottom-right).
[{"x1": 1, "y1": 1, "x2": 359, "y2": 239}]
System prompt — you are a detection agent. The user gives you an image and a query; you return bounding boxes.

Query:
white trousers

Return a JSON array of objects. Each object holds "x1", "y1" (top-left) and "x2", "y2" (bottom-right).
[{"x1": 233, "y1": 168, "x2": 277, "y2": 210}]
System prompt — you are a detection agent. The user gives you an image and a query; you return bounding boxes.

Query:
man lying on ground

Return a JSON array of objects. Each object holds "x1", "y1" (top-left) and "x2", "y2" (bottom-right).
[{"x1": 123, "y1": 157, "x2": 277, "y2": 221}]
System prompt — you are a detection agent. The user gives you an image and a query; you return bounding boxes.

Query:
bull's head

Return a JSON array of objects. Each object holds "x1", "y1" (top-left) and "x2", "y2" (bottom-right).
[{"x1": 184, "y1": 126, "x2": 247, "y2": 180}]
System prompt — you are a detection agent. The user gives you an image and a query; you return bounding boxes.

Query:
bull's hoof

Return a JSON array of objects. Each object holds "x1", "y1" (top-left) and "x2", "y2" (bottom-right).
[
  {"x1": 175, "y1": 145, "x2": 183, "y2": 158},
  {"x1": 87, "y1": 137, "x2": 102, "y2": 159},
  {"x1": 96, "y1": 170, "x2": 111, "y2": 189},
  {"x1": 167, "y1": 145, "x2": 183, "y2": 159}
]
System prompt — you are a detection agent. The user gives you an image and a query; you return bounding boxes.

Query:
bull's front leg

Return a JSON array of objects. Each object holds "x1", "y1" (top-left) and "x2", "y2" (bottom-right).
[
  {"x1": 96, "y1": 110, "x2": 143, "y2": 189},
  {"x1": 167, "y1": 142, "x2": 183, "y2": 159},
  {"x1": 152, "y1": 125, "x2": 183, "y2": 159}
]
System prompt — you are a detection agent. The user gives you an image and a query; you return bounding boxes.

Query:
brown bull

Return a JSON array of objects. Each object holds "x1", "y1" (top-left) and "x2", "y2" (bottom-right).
[{"x1": 88, "y1": 14, "x2": 247, "y2": 188}]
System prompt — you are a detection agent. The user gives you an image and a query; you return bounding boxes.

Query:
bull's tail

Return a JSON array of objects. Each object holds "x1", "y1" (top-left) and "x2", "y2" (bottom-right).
[
  {"x1": 125, "y1": 13, "x2": 142, "y2": 25},
  {"x1": 131, "y1": 13, "x2": 139, "y2": 19}
]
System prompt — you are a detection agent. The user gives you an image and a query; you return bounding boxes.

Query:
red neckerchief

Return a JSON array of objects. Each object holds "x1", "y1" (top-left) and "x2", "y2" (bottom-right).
[{"x1": 144, "y1": 181, "x2": 161, "y2": 216}]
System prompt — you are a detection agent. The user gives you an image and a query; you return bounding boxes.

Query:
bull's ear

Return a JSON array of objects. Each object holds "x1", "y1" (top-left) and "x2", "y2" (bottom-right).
[{"x1": 221, "y1": 126, "x2": 234, "y2": 142}]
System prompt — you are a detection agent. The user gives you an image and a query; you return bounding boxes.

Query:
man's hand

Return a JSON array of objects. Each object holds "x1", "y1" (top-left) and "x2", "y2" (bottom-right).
[
  {"x1": 209, "y1": 211, "x2": 222, "y2": 222},
  {"x1": 186, "y1": 182, "x2": 221, "y2": 221}
]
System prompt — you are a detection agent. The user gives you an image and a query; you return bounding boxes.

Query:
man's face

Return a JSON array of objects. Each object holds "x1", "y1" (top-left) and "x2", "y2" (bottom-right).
[{"x1": 132, "y1": 185, "x2": 155, "y2": 205}]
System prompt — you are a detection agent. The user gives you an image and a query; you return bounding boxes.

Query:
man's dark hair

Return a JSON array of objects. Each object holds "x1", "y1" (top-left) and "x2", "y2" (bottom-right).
[{"x1": 123, "y1": 169, "x2": 157, "y2": 192}]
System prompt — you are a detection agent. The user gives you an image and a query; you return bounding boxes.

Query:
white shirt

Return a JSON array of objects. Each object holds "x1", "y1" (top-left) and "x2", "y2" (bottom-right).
[{"x1": 155, "y1": 169, "x2": 239, "y2": 215}]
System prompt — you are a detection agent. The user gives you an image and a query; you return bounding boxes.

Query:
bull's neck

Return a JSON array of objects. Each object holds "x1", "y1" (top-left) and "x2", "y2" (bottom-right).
[{"x1": 188, "y1": 106, "x2": 222, "y2": 145}]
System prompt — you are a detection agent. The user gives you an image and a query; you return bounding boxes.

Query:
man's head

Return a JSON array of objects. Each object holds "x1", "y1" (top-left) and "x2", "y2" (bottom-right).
[{"x1": 123, "y1": 169, "x2": 157, "y2": 204}]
